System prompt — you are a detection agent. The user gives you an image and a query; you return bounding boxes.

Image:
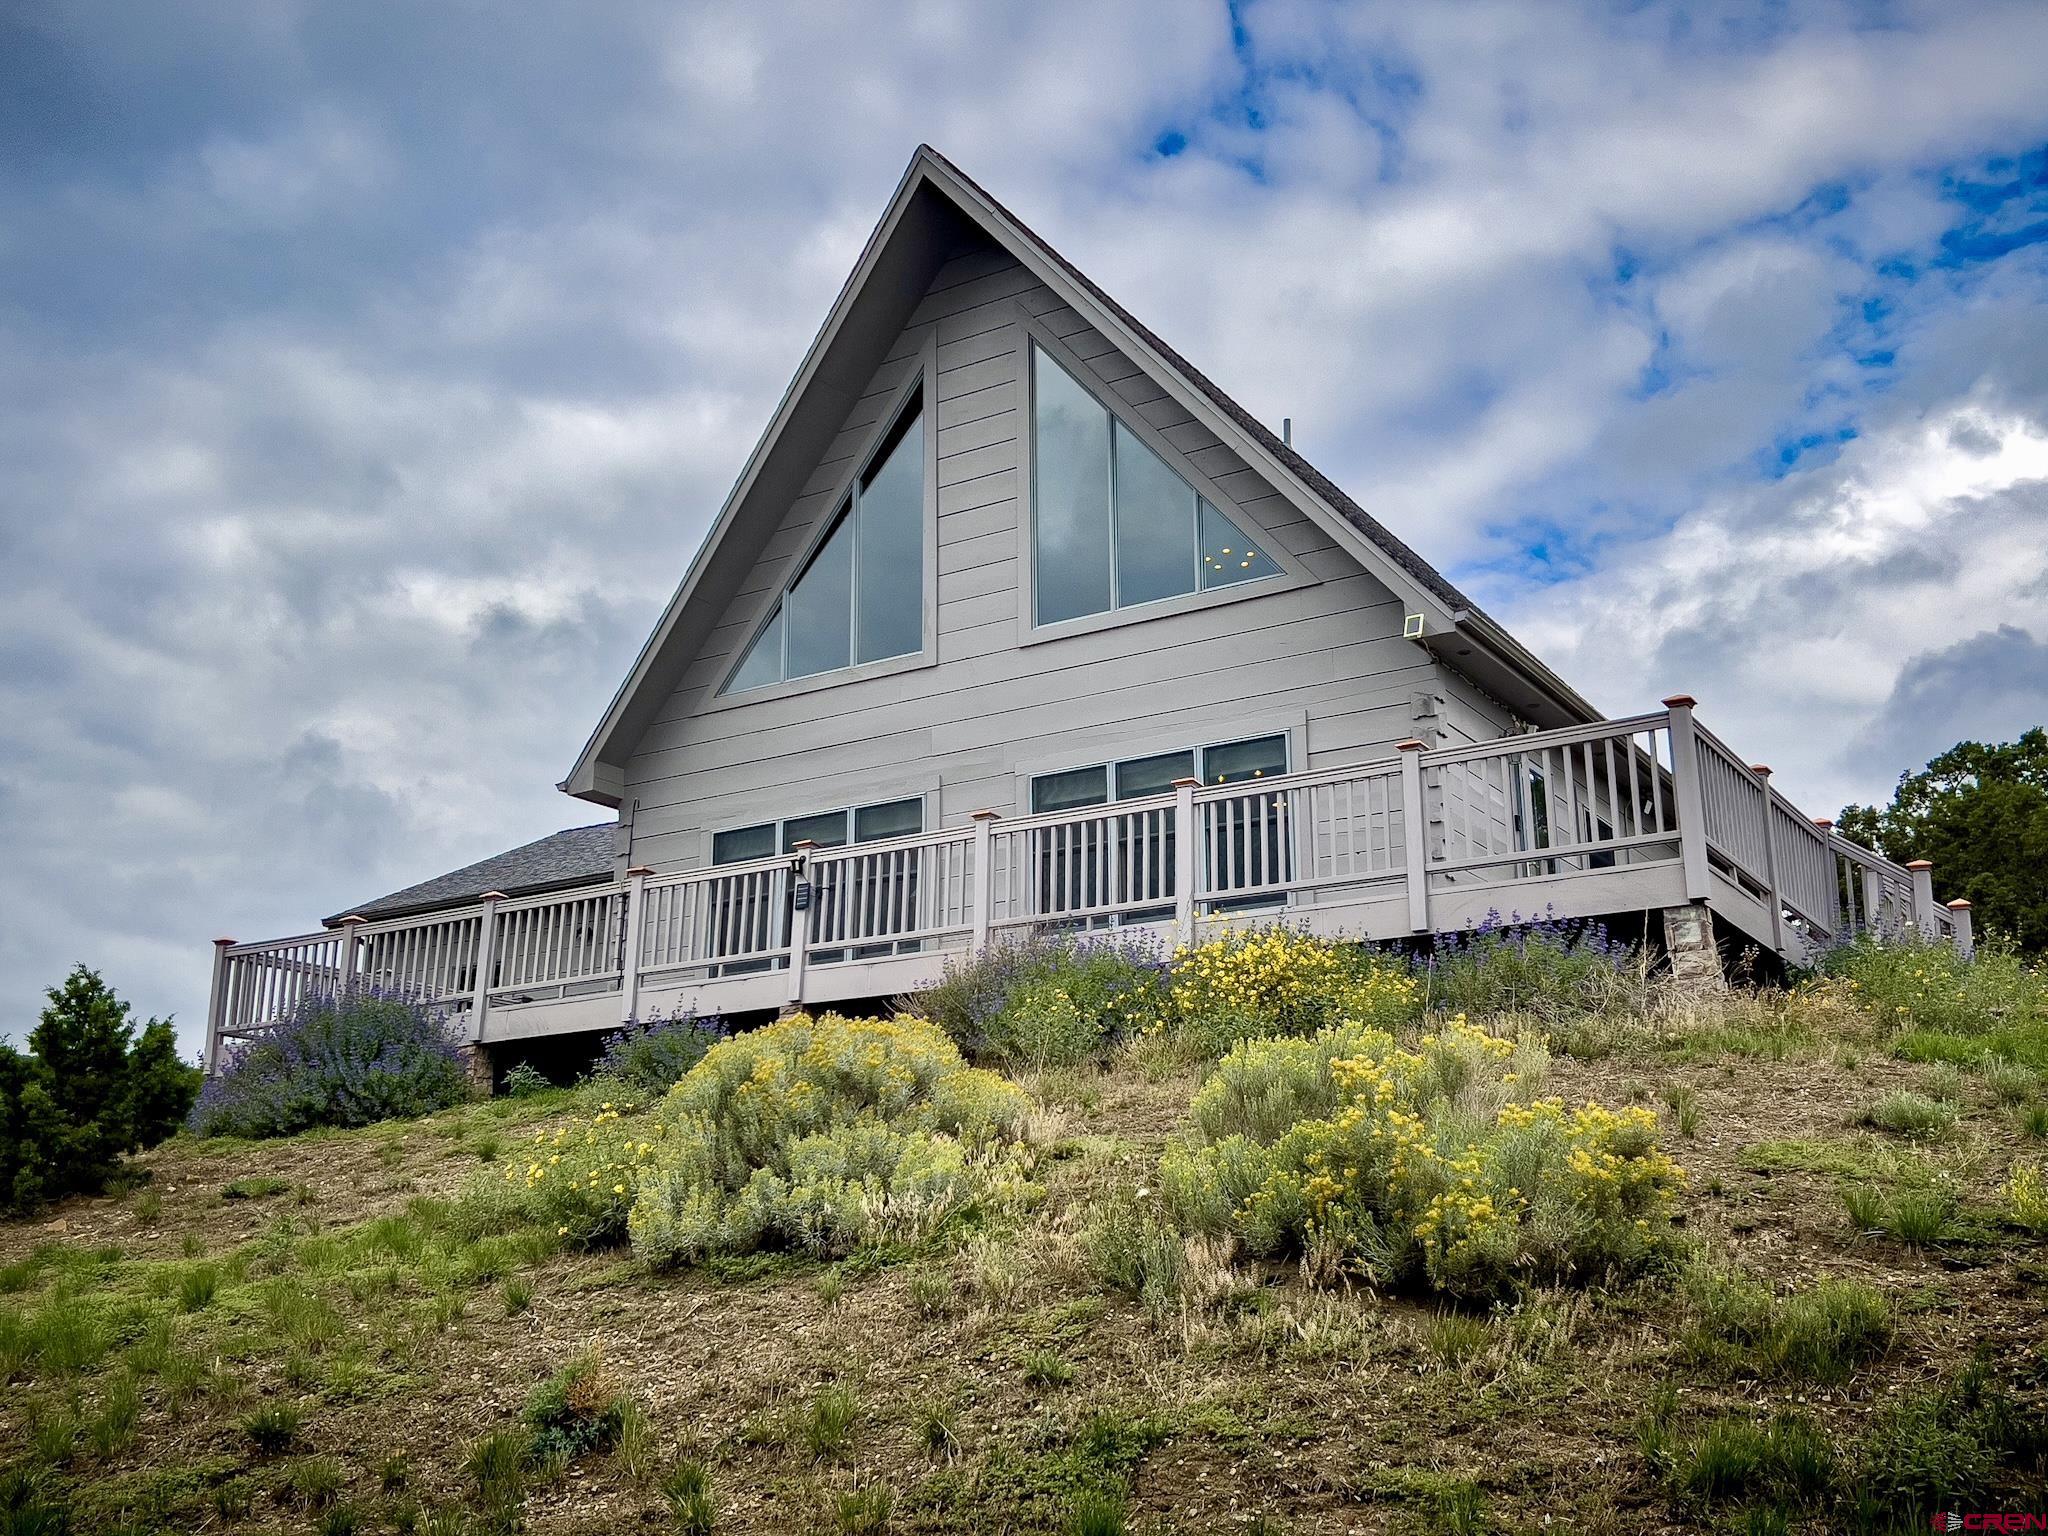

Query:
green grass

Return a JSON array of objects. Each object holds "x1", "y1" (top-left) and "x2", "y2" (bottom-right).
[
  {"x1": 1843, "y1": 1183, "x2": 1972, "y2": 1245},
  {"x1": 1662, "y1": 1082, "x2": 1703, "y2": 1136},
  {"x1": 178, "y1": 1262, "x2": 219, "y2": 1312},
  {"x1": 835, "y1": 1482, "x2": 895, "y2": 1535},
  {"x1": 660, "y1": 1456, "x2": 715, "y2": 1535},
  {"x1": 288, "y1": 1455, "x2": 346, "y2": 1507},
  {"x1": 1668, "y1": 1412, "x2": 1834, "y2": 1509},
  {"x1": 221, "y1": 1176, "x2": 293, "y2": 1201},
  {"x1": 241, "y1": 1401, "x2": 301, "y2": 1452},
  {"x1": 917, "y1": 1400, "x2": 962, "y2": 1460},
  {"x1": 465, "y1": 1427, "x2": 530, "y2": 1531},
  {"x1": 1065, "y1": 1487, "x2": 1128, "y2": 1536},
  {"x1": 803, "y1": 1383, "x2": 861, "y2": 1462},
  {"x1": 1679, "y1": 1261, "x2": 1892, "y2": 1383},
  {"x1": 1858, "y1": 1090, "x2": 1957, "y2": 1139},
  {"x1": 1423, "y1": 1312, "x2": 1491, "y2": 1368},
  {"x1": 1022, "y1": 1349, "x2": 1074, "y2": 1387}
]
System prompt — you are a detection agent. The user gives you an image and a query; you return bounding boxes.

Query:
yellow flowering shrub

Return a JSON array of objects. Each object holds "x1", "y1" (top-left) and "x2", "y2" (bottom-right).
[
  {"x1": 1159, "y1": 1017, "x2": 1682, "y2": 1297},
  {"x1": 1155, "y1": 926, "x2": 1420, "y2": 1058},
  {"x1": 2005, "y1": 1161, "x2": 2048, "y2": 1235},
  {"x1": 495, "y1": 1101, "x2": 647, "y2": 1248},
  {"x1": 625, "y1": 1012, "x2": 1037, "y2": 1268}
]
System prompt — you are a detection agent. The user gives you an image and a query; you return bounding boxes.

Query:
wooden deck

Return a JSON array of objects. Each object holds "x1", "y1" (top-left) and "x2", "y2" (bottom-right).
[{"x1": 204, "y1": 698, "x2": 1969, "y2": 1067}]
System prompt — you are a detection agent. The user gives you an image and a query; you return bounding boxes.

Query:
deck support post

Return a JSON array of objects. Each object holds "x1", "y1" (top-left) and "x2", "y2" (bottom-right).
[
  {"x1": 1395, "y1": 740, "x2": 1429, "y2": 933},
  {"x1": 334, "y1": 914, "x2": 367, "y2": 995},
  {"x1": 1661, "y1": 904, "x2": 1725, "y2": 993},
  {"x1": 969, "y1": 812, "x2": 1000, "y2": 953},
  {"x1": 1750, "y1": 765, "x2": 1786, "y2": 957},
  {"x1": 619, "y1": 868, "x2": 653, "y2": 1023},
  {"x1": 1947, "y1": 899, "x2": 1974, "y2": 958},
  {"x1": 1172, "y1": 778, "x2": 1200, "y2": 948},
  {"x1": 471, "y1": 893, "x2": 505, "y2": 1044},
  {"x1": 1862, "y1": 865, "x2": 1886, "y2": 936},
  {"x1": 1662, "y1": 695, "x2": 1711, "y2": 902},
  {"x1": 206, "y1": 937, "x2": 235, "y2": 1075},
  {"x1": 1811, "y1": 820, "x2": 1843, "y2": 937},
  {"x1": 1907, "y1": 860, "x2": 1937, "y2": 939},
  {"x1": 785, "y1": 842, "x2": 817, "y2": 1010}
]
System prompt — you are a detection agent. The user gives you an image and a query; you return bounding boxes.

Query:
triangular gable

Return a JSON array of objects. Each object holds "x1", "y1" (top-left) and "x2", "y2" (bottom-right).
[{"x1": 561, "y1": 147, "x2": 1594, "y2": 805}]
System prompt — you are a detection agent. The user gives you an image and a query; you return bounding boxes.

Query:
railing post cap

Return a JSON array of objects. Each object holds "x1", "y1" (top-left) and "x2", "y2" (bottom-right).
[
  {"x1": 969, "y1": 808, "x2": 1003, "y2": 821},
  {"x1": 1749, "y1": 763, "x2": 1771, "y2": 776},
  {"x1": 214, "y1": 936, "x2": 237, "y2": 947},
  {"x1": 478, "y1": 890, "x2": 508, "y2": 902},
  {"x1": 624, "y1": 866, "x2": 655, "y2": 878},
  {"x1": 1661, "y1": 693, "x2": 1698, "y2": 709},
  {"x1": 1171, "y1": 775, "x2": 1202, "y2": 787},
  {"x1": 1906, "y1": 859, "x2": 1934, "y2": 871},
  {"x1": 1393, "y1": 738, "x2": 1427, "y2": 752},
  {"x1": 1811, "y1": 818, "x2": 1834, "y2": 830},
  {"x1": 1946, "y1": 898, "x2": 1972, "y2": 910},
  {"x1": 789, "y1": 839, "x2": 819, "y2": 851},
  {"x1": 336, "y1": 913, "x2": 369, "y2": 926}
]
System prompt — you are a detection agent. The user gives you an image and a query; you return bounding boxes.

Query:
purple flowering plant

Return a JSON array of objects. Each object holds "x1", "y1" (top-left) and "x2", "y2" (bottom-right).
[
  {"x1": 590, "y1": 1009, "x2": 727, "y2": 1094},
  {"x1": 921, "y1": 926, "x2": 1169, "y2": 1064},
  {"x1": 191, "y1": 986, "x2": 475, "y2": 1140},
  {"x1": 1416, "y1": 906, "x2": 1644, "y2": 1018}
]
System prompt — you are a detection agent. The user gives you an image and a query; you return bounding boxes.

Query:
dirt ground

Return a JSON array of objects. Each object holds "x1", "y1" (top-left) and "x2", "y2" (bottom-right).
[{"x1": 5, "y1": 1033, "x2": 2045, "y2": 1535}]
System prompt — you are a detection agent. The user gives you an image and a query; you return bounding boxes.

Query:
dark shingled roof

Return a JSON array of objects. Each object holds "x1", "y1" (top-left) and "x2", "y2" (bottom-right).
[
  {"x1": 325, "y1": 823, "x2": 616, "y2": 926},
  {"x1": 926, "y1": 146, "x2": 1478, "y2": 619}
]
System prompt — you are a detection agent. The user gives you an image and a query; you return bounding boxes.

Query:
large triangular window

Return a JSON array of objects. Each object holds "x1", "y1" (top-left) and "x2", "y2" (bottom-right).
[
  {"x1": 1031, "y1": 343, "x2": 1278, "y2": 626},
  {"x1": 719, "y1": 396, "x2": 925, "y2": 695}
]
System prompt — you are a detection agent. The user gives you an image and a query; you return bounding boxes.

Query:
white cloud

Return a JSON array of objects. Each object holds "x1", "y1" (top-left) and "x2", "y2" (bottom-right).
[
  {"x1": 3, "y1": 1, "x2": 2048, "y2": 1054},
  {"x1": 1504, "y1": 401, "x2": 2048, "y2": 810}
]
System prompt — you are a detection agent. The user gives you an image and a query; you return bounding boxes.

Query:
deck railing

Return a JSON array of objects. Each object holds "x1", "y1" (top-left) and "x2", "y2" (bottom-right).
[{"x1": 205, "y1": 696, "x2": 1971, "y2": 1068}]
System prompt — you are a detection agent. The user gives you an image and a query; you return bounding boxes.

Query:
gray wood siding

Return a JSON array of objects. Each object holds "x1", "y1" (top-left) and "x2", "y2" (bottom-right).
[{"x1": 622, "y1": 239, "x2": 1502, "y2": 872}]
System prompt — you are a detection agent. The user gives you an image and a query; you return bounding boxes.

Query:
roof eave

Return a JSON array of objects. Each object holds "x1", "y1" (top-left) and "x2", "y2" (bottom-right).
[
  {"x1": 1438, "y1": 608, "x2": 1602, "y2": 728},
  {"x1": 320, "y1": 869, "x2": 614, "y2": 930},
  {"x1": 919, "y1": 153, "x2": 1465, "y2": 637},
  {"x1": 560, "y1": 150, "x2": 947, "y2": 803}
]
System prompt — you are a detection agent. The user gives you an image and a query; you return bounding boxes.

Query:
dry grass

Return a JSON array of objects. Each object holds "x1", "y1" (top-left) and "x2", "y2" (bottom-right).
[{"x1": 2, "y1": 994, "x2": 2045, "y2": 1534}]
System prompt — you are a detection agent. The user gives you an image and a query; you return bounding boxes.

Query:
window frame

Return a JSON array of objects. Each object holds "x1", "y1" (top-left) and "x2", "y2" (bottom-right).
[
  {"x1": 1027, "y1": 730, "x2": 1295, "y2": 818},
  {"x1": 1023, "y1": 730, "x2": 1296, "y2": 928},
  {"x1": 1013, "y1": 308, "x2": 1313, "y2": 647},
  {"x1": 705, "y1": 333, "x2": 940, "y2": 710}
]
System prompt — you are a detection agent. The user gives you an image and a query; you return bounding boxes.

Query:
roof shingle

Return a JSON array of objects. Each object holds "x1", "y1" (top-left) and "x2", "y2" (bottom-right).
[{"x1": 326, "y1": 823, "x2": 616, "y2": 926}]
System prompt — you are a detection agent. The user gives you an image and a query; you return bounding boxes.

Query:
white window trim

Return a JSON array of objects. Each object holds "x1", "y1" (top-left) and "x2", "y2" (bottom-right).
[
  {"x1": 1011, "y1": 305, "x2": 1317, "y2": 648},
  {"x1": 697, "y1": 780, "x2": 941, "y2": 868},
  {"x1": 702, "y1": 331, "x2": 941, "y2": 712},
  {"x1": 1012, "y1": 711, "x2": 1310, "y2": 815}
]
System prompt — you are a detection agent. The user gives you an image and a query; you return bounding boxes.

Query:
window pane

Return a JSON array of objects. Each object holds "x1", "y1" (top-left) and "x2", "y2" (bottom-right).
[
  {"x1": 785, "y1": 507, "x2": 853, "y2": 677},
  {"x1": 1199, "y1": 499, "x2": 1280, "y2": 589},
  {"x1": 783, "y1": 810, "x2": 848, "y2": 851},
  {"x1": 721, "y1": 605, "x2": 783, "y2": 695},
  {"x1": 1115, "y1": 750, "x2": 1194, "y2": 800},
  {"x1": 1032, "y1": 347, "x2": 1112, "y2": 624},
  {"x1": 1113, "y1": 422, "x2": 1197, "y2": 607},
  {"x1": 854, "y1": 797, "x2": 924, "y2": 843},
  {"x1": 856, "y1": 407, "x2": 924, "y2": 663},
  {"x1": 1032, "y1": 764, "x2": 1108, "y2": 814},
  {"x1": 712, "y1": 823, "x2": 776, "y2": 864},
  {"x1": 1202, "y1": 734, "x2": 1288, "y2": 786}
]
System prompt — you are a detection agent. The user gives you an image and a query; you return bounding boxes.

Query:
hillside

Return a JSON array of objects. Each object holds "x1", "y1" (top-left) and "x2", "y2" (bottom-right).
[{"x1": 4, "y1": 936, "x2": 2046, "y2": 1535}]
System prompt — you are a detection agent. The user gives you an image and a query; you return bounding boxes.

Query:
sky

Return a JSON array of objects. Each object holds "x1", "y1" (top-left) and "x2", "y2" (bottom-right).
[{"x1": 3, "y1": 1, "x2": 2046, "y2": 1057}]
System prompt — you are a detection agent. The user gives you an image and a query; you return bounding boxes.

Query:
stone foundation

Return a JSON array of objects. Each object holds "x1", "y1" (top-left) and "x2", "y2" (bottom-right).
[
  {"x1": 1662, "y1": 903, "x2": 1725, "y2": 993},
  {"x1": 457, "y1": 1043, "x2": 494, "y2": 1091}
]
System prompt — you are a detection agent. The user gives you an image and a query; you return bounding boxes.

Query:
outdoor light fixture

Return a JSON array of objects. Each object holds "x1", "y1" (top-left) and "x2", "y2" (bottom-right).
[{"x1": 1403, "y1": 612, "x2": 1427, "y2": 639}]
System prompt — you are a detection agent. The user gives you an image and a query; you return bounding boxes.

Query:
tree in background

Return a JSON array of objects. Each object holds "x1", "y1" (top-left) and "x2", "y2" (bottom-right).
[
  {"x1": 1840, "y1": 728, "x2": 2048, "y2": 956},
  {"x1": 0, "y1": 965, "x2": 200, "y2": 1214}
]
